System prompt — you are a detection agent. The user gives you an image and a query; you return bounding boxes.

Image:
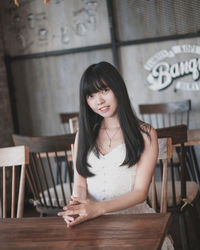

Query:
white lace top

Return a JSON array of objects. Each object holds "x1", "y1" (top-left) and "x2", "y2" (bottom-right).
[{"x1": 86, "y1": 144, "x2": 174, "y2": 250}]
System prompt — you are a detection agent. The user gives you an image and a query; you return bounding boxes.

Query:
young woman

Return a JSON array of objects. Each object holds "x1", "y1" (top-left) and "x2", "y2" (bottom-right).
[{"x1": 58, "y1": 62, "x2": 174, "y2": 250}]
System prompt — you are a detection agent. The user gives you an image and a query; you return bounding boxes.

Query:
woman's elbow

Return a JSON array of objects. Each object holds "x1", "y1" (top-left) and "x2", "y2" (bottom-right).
[
  {"x1": 137, "y1": 190, "x2": 148, "y2": 203},
  {"x1": 141, "y1": 194, "x2": 148, "y2": 203}
]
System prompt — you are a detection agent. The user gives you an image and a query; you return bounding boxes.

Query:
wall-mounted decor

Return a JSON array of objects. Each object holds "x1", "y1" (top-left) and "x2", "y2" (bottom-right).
[
  {"x1": 1, "y1": 0, "x2": 110, "y2": 56},
  {"x1": 14, "y1": 0, "x2": 50, "y2": 7},
  {"x1": 144, "y1": 44, "x2": 200, "y2": 91}
]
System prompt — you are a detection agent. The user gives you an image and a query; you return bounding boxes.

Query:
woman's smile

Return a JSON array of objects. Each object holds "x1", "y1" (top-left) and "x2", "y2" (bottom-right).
[{"x1": 98, "y1": 106, "x2": 110, "y2": 113}]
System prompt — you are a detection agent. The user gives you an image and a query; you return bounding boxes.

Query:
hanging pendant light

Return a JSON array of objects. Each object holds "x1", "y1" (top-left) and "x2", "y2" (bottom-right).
[
  {"x1": 14, "y1": 0, "x2": 19, "y2": 6},
  {"x1": 14, "y1": 0, "x2": 50, "y2": 6}
]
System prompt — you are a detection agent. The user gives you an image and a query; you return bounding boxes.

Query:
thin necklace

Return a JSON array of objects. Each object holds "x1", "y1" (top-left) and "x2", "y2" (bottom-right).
[{"x1": 105, "y1": 127, "x2": 120, "y2": 148}]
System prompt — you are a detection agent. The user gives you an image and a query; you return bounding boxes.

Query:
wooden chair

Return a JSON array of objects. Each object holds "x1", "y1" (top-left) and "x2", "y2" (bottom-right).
[
  {"x1": 59, "y1": 112, "x2": 79, "y2": 134},
  {"x1": 0, "y1": 145, "x2": 29, "y2": 218},
  {"x1": 150, "y1": 137, "x2": 173, "y2": 213},
  {"x1": 139, "y1": 100, "x2": 200, "y2": 193},
  {"x1": 186, "y1": 135, "x2": 200, "y2": 190},
  {"x1": 139, "y1": 99, "x2": 191, "y2": 129},
  {"x1": 12, "y1": 134, "x2": 75, "y2": 216},
  {"x1": 156, "y1": 125, "x2": 200, "y2": 250}
]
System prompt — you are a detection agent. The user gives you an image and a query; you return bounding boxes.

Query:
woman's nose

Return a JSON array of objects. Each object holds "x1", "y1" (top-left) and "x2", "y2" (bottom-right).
[{"x1": 96, "y1": 93, "x2": 104, "y2": 105}]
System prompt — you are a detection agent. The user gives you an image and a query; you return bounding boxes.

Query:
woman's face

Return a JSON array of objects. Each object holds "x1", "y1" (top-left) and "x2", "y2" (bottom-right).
[{"x1": 86, "y1": 87, "x2": 118, "y2": 118}]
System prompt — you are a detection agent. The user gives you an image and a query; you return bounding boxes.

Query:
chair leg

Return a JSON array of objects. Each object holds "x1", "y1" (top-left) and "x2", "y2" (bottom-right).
[
  {"x1": 186, "y1": 147, "x2": 195, "y2": 181},
  {"x1": 179, "y1": 213, "x2": 190, "y2": 250},
  {"x1": 185, "y1": 207, "x2": 200, "y2": 250},
  {"x1": 0, "y1": 199, "x2": 2, "y2": 218},
  {"x1": 191, "y1": 146, "x2": 200, "y2": 188},
  {"x1": 195, "y1": 193, "x2": 200, "y2": 220},
  {"x1": 179, "y1": 201, "x2": 200, "y2": 250},
  {"x1": 186, "y1": 146, "x2": 200, "y2": 189}
]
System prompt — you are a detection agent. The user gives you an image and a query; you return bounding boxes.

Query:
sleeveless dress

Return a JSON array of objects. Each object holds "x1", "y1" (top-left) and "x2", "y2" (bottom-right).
[{"x1": 86, "y1": 144, "x2": 174, "y2": 250}]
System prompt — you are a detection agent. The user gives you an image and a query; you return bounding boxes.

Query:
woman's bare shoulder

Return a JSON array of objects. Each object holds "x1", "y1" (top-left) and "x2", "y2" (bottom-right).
[{"x1": 140, "y1": 123, "x2": 157, "y2": 144}]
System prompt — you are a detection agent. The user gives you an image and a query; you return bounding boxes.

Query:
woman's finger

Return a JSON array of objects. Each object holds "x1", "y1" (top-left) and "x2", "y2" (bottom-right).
[
  {"x1": 67, "y1": 215, "x2": 85, "y2": 227},
  {"x1": 63, "y1": 216, "x2": 75, "y2": 223},
  {"x1": 57, "y1": 211, "x2": 64, "y2": 216},
  {"x1": 62, "y1": 201, "x2": 79, "y2": 211},
  {"x1": 63, "y1": 203, "x2": 81, "y2": 211},
  {"x1": 58, "y1": 210, "x2": 76, "y2": 216},
  {"x1": 62, "y1": 204, "x2": 70, "y2": 210},
  {"x1": 64, "y1": 218, "x2": 72, "y2": 224},
  {"x1": 58, "y1": 205, "x2": 81, "y2": 216},
  {"x1": 63, "y1": 200, "x2": 78, "y2": 208}
]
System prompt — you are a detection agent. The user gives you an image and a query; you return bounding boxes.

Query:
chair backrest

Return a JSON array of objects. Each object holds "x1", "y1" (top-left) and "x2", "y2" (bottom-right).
[
  {"x1": 139, "y1": 100, "x2": 191, "y2": 128},
  {"x1": 156, "y1": 125, "x2": 188, "y2": 209},
  {"x1": 152, "y1": 137, "x2": 173, "y2": 213},
  {"x1": 59, "y1": 112, "x2": 79, "y2": 134},
  {"x1": 12, "y1": 134, "x2": 75, "y2": 215},
  {"x1": 0, "y1": 145, "x2": 29, "y2": 218}
]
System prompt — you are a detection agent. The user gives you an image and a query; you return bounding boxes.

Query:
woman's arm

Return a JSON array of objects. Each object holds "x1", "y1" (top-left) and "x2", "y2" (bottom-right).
[
  {"x1": 71, "y1": 131, "x2": 87, "y2": 200},
  {"x1": 58, "y1": 127, "x2": 158, "y2": 226},
  {"x1": 58, "y1": 131, "x2": 87, "y2": 225}
]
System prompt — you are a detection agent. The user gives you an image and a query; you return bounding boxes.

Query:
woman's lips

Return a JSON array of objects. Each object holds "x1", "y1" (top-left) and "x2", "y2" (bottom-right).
[{"x1": 99, "y1": 106, "x2": 110, "y2": 113}]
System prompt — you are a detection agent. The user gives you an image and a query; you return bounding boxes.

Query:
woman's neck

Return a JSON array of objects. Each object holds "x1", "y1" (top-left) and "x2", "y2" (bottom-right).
[{"x1": 102, "y1": 116, "x2": 120, "y2": 129}]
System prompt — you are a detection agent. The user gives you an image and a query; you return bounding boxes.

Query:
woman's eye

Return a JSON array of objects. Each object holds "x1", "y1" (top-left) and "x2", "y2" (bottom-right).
[
  {"x1": 102, "y1": 88, "x2": 109, "y2": 94},
  {"x1": 87, "y1": 94, "x2": 94, "y2": 99}
]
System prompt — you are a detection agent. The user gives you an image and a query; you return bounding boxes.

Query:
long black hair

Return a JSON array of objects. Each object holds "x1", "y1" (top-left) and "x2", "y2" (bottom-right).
[{"x1": 76, "y1": 61, "x2": 149, "y2": 177}]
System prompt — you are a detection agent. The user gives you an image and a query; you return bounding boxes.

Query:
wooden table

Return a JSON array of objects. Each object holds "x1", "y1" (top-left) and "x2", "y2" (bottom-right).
[{"x1": 0, "y1": 213, "x2": 171, "y2": 250}]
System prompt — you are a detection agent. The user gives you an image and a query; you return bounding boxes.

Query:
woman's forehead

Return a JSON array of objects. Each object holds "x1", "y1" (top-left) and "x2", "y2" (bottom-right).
[{"x1": 84, "y1": 79, "x2": 108, "y2": 95}]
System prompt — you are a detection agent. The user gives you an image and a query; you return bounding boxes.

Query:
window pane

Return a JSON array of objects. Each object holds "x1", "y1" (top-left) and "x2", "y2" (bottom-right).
[{"x1": 114, "y1": 0, "x2": 200, "y2": 41}]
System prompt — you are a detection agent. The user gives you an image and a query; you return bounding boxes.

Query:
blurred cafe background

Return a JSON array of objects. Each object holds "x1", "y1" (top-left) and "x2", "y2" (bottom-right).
[
  {"x1": 0, "y1": 0, "x2": 200, "y2": 143},
  {"x1": 1, "y1": 1, "x2": 200, "y2": 249}
]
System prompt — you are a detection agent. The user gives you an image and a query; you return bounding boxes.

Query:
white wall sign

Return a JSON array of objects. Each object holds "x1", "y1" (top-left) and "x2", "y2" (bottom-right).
[{"x1": 144, "y1": 44, "x2": 200, "y2": 91}]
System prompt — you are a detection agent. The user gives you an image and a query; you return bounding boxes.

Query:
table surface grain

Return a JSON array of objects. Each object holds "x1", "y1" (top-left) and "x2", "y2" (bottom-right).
[{"x1": 0, "y1": 213, "x2": 171, "y2": 250}]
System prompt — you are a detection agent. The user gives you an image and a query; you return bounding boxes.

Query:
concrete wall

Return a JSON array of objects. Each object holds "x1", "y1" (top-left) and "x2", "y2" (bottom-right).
[
  {"x1": 11, "y1": 49, "x2": 113, "y2": 135},
  {"x1": 1, "y1": 0, "x2": 110, "y2": 56},
  {"x1": 0, "y1": 0, "x2": 112, "y2": 136},
  {"x1": 120, "y1": 39, "x2": 200, "y2": 129},
  {"x1": 0, "y1": 25, "x2": 13, "y2": 146},
  {"x1": 0, "y1": 0, "x2": 200, "y2": 139}
]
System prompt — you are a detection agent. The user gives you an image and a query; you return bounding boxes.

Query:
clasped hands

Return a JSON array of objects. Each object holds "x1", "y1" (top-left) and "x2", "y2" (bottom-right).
[{"x1": 57, "y1": 196, "x2": 101, "y2": 227}]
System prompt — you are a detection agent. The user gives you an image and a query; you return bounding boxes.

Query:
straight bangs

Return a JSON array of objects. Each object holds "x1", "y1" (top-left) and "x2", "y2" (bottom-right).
[{"x1": 82, "y1": 76, "x2": 108, "y2": 98}]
